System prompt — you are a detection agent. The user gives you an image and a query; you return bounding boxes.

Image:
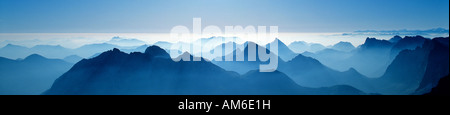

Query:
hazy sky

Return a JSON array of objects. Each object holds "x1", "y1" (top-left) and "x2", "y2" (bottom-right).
[{"x1": 0, "y1": 0, "x2": 449, "y2": 33}]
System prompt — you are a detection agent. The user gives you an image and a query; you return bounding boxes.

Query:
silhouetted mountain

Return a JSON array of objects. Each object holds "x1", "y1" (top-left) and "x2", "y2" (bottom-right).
[
  {"x1": 0, "y1": 42, "x2": 131, "y2": 59},
  {"x1": 266, "y1": 39, "x2": 298, "y2": 61},
  {"x1": 433, "y1": 37, "x2": 449, "y2": 46},
  {"x1": 44, "y1": 46, "x2": 241, "y2": 94},
  {"x1": 211, "y1": 41, "x2": 374, "y2": 93},
  {"x1": 373, "y1": 40, "x2": 432, "y2": 94},
  {"x1": 0, "y1": 54, "x2": 73, "y2": 95},
  {"x1": 331, "y1": 41, "x2": 355, "y2": 52},
  {"x1": 389, "y1": 35, "x2": 403, "y2": 43},
  {"x1": 416, "y1": 37, "x2": 449, "y2": 94},
  {"x1": 153, "y1": 41, "x2": 173, "y2": 50},
  {"x1": 360, "y1": 37, "x2": 393, "y2": 50},
  {"x1": 424, "y1": 75, "x2": 449, "y2": 95},
  {"x1": 44, "y1": 46, "x2": 364, "y2": 95},
  {"x1": 389, "y1": 36, "x2": 427, "y2": 59},
  {"x1": 63, "y1": 55, "x2": 83, "y2": 63},
  {"x1": 344, "y1": 38, "x2": 394, "y2": 77},
  {"x1": 301, "y1": 38, "x2": 394, "y2": 77},
  {"x1": 278, "y1": 54, "x2": 375, "y2": 93},
  {"x1": 241, "y1": 70, "x2": 365, "y2": 95},
  {"x1": 212, "y1": 42, "x2": 282, "y2": 74}
]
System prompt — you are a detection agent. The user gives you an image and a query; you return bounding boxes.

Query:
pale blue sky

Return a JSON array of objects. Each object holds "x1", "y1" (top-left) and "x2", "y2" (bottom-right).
[{"x1": 0, "y1": 0, "x2": 449, "y2": 33}]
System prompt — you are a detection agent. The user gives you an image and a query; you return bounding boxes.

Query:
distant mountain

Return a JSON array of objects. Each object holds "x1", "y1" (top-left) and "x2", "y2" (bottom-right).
[
  {"x1": 212, "y1": 42, "x2": 282, "y2": 74},
  {"x1": 63, "y1": 55, "x2": 83, "y2": 63},
  {"x1": 288, "y1": 41, "x2": 309, "y2": 53},
  {"x1": 266, "y1": 39, "x2": 298, "y2": 61},
  {"x1": 153, "y1": 41, "x2": 173, "y2": 50},
  {"x1": 288, "y1": 41, "x2": 326, "y2": 53},
  {"x1": 204, "y1": 41, "x2": 241, "y2": 60},
  {"x1": 74, "y1": 43, "x2": 120, "y2": 58},
  {"x1": 195, "y1": 37, "x2": 242, "y2": 49},
  {"x1": 309, "y1": 43, "x2": 326, "y2": 52},
  {"x1": 0, "y1": 54, "x2": 73, "y2": 95},
  {"x1": 331, "y1": 41, "x2": 355, "y2": 52},
  {"x1": 31, "y1": 45, "x2": 73, "y2": 59},
  {"x1": 241, "y1": 70, "x2": 365, "y2": 95},
  {"x1": 106, "y1": 36, "x2": 147, "y2": 47},
  {"x1": 0, "y1": 37, "x2": 151, "y2": 60},
  {"x1": 43, "y1": 46, "x2": 364, "y2": 95},
  {"x1": 301, "y1": 49, "x2": 353, "y2": 71},
  {"x1": 120, "y1": 45, "x2": 149, "y2": 53},
  {"x1": 352, "y1": 28, "x2": 449, "y2": 35},
  {"x1": 0, "y1": 44, "x2": 32, "y2": 59}
]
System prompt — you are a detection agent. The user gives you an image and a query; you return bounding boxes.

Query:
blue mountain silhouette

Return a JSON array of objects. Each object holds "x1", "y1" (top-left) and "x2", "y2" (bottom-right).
[
  {"x1": 266, "y1": 38, "x2": 298, "y2": 61},
  {"x1": 416, "y1": 37, "x2": 449, "y2": 94},
  {"x1": 212, "y1": 42, "x2": 282, "y2": 74},
  {"x1": 0, "y1": 54, "x2": 73, "y2": 95},
  {"x1": 331, "y1": 41, "x2": 355, "y2": 52},
  {"x1": 43, "y1": 46, "x2": 364, "y2": 95},
  {"x1": 372, "y1": 37, "x2": 449, "y2": 94}
]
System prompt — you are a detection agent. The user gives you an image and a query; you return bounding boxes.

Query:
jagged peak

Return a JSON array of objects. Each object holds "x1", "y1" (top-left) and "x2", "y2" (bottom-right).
[
  {"x1": 112, "y1": 48, "x2": 121, "y2": 52},
  {"x1": 144, "y1": 45, "x2": 170, "y2": 58},
  {"x1": 403, "y1": 35, "x2": 426, "y2": 40},
  {"x1": 389, "y1": 35, "x2": 403, "y2": 43}
]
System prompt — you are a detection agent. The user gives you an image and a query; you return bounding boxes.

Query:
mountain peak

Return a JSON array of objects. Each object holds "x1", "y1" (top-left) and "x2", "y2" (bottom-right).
[
  {"x1": 3, "y1": 43, "x2": 25, "y2": 48},
  {"x1": 333, "y1": 41, "x2": 354, "y2": 47},
  {"x1": 24, "y1": 54, "x2": 47, "y2": 61},
  {"x1": 173, "y1": 52, "x2": 194, "y2": 61},
  {"x1": 6, "y1": 43, "x2": 16, "y2": 46},
  {"x1": 389, "y1": 35, "x2": 403, "y2": 43},
  {"x1": 270, "y1": 38, "x2": 286, "y2": 45},
  {"x1": 403, "y1": 35, "x2": 426, "y2": 40},
  {"x1": 361, "y1": 37, "x2": 392, "y2": 49},
  {"x1": 346, "y1": 67, "x2": 358, "y2": 73},
  {"x1": 111, "y1": 36, "x2": 121, "y2": 40},
  {"x1": 144, "y1": 45, "x2": 170, "y2": 58},
  {"x1": 112, "y1": 48, "x2": 120, "y2": 52},
  {"x1": 331, "y1": 41, "x2": 355, "y2": 52}
]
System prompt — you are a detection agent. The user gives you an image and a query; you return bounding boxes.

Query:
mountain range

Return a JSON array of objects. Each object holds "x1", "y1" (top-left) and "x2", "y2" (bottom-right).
[
  {"x1": 0, "y1": 35, "x2": 448, "y2": 95},
  {"x1": 0, "y1": 43, "x2": 149, "y2": 60},
  {"x1": 44, "y1": 46, "x2": 364, "y2": 95}
]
